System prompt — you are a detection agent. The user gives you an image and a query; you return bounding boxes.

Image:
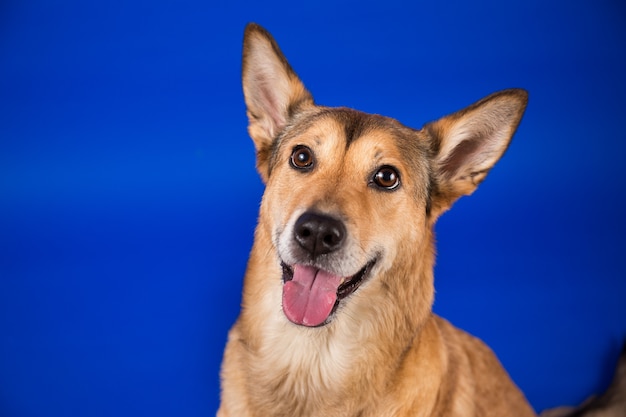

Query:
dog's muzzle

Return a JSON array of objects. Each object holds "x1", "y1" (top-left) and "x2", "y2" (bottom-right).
[{"x1": 280, "y1": 212, "x2": 375, "y2": 327}]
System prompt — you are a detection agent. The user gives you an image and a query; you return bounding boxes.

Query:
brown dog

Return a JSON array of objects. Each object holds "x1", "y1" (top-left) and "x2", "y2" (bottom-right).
[{"x1": 218, "y1": 23, "x2": 535, "y2": 416}]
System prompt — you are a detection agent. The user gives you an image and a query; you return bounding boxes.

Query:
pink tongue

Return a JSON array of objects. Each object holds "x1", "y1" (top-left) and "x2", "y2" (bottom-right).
[{"x1": 282, "y1": 265, "x2": 344, "y2": 327}]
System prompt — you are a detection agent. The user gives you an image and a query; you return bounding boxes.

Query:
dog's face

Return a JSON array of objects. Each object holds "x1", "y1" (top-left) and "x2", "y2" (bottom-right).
[
  {"x1": 264, "y1": 108, "x2": 432, "y2": 327},
  {"x1": 242, "y1": 24, "x2": 527, "y2": 328}
]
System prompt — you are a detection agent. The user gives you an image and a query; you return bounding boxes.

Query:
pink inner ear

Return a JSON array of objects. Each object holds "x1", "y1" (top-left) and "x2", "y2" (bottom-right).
[
  {"x1": 254, "y1": 84, "x2": 286, "y2": 136},
  {"x1": 439, "y1": 136, "x2": 483, "y2": 179}
]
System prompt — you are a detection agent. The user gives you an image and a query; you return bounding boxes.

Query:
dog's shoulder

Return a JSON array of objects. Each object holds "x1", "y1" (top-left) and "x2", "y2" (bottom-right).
[
  {"x1": 218, "y1": 323, "x2": 253, "y2": 417},
  {"x1": 429, "y1": 315, "x2": 536, "y2": 416}
]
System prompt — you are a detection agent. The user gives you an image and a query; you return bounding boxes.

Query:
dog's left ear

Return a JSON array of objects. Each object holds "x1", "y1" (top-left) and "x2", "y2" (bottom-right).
[
  {"x1": 242, "y1": 23, "x2": 314, "y2": 182},
  {"x1": 426, "y1": 89, "x2": 528, "y2": 217}
]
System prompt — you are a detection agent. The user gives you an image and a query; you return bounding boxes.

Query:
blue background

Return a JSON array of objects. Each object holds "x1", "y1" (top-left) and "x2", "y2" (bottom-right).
[{"x1": 1, "y1": 1, "x2": 625, "y2": 415}]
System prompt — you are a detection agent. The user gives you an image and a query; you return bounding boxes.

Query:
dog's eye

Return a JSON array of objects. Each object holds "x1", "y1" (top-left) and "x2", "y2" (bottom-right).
[
  {"x1": 290, "y1": 145, "x2": 315, "y2": 170},
  {"x1": 372, "y1": 166, "x2": 400, "y2": 190}
]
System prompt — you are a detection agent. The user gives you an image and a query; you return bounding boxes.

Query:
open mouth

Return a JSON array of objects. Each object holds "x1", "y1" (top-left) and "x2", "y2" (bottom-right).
[{"x1": 281, "y1": 259, "x2": 376, "y2": 327}]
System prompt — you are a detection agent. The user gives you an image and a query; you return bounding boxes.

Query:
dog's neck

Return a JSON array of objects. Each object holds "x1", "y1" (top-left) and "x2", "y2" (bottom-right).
[{"x1": 237, "y1": 224, "x2": 440, "y2": 416}]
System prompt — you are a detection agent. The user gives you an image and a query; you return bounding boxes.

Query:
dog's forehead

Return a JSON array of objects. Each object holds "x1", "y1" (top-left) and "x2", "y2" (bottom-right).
[
  {"x1": 328, "y1": 108, "x2": 390, "y2": 147},
  {"x1": 281, "y1": 107, "x2": 428, "y2": 159}
]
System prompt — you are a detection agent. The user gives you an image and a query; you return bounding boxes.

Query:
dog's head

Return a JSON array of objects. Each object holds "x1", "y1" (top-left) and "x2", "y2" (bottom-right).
[{"x1": 242, "y1": 23, "x2": 527, "y2": 328}]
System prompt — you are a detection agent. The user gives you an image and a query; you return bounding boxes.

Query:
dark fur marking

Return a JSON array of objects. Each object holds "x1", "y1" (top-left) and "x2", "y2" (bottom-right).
[
  {"x1": 338, "y1": 109, "x2": 372, "y2": 147},
  {"x1": 425, "y1": 175, "x2": 434, "y2": 216}
]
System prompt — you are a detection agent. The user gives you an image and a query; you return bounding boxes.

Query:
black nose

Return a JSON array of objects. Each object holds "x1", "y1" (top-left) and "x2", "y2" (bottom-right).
[{"x1": 294, "y1": 212, "x2": 346, "y2": 257}]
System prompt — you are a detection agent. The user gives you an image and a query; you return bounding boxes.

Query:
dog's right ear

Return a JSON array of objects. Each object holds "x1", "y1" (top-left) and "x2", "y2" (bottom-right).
[
  {"x1": 426, "y1": 89, "x2": 528, "y2": 218},
  {"x1": 242, "y1": 23, "x2": 314, "y2": 182}
]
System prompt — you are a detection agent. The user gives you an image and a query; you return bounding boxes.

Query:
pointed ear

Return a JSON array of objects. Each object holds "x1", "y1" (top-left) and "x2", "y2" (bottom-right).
[
  {"x1": 242, "y1": 23, "x2": 314, "y2": 182},
  {"x1": 426, "y1": 89, "x2": 528, "y2": 217}
]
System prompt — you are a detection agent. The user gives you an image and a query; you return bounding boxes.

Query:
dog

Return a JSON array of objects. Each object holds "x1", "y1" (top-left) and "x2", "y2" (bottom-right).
[{"x1": 218, "y1": 23, "x2": 626, "y2": 417}]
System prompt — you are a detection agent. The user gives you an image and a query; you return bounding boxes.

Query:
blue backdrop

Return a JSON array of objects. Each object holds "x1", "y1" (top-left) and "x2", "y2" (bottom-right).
[{"x1": 1, "y1": 1, "x2": 625, "y2": 415}]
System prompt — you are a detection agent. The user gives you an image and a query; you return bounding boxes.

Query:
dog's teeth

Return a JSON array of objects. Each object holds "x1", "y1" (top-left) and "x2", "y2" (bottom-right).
[{"x1": 339, "y1": 277, "x2": 346, "y2": 285}]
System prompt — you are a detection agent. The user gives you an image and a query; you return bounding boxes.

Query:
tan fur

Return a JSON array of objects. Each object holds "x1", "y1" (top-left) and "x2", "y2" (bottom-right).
[{"x1": 218, "y1": 23, "x2": 534, "y2": 416}]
